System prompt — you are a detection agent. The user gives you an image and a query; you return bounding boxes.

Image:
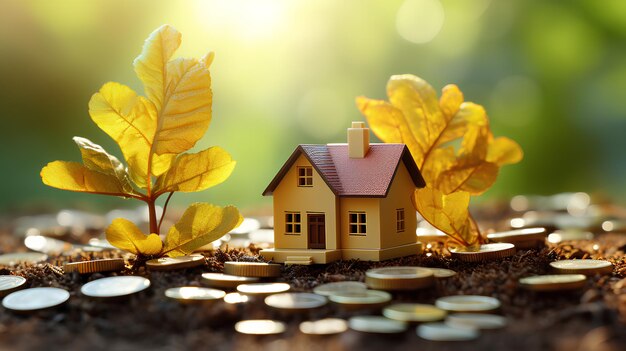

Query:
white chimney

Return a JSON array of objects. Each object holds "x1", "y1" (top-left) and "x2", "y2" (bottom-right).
[{"x1": 348, "y1": 121, "x2": 370, "y2": 158}]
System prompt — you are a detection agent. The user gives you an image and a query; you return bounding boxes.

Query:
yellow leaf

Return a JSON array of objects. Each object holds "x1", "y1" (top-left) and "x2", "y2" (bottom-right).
[
  {"x1": 72, "y1": 137, "x2": 135, "y2": 195},
  {"x1": 413, "y1": 187, "x2": 480, "y2": 247},
  {"x1": 163, "y1": 203, "x2": 242, "y2": 257},
  {"x1": 106, "y1": 218, "x2": 163, "y2": 256},
  {"x1": 154, "y1": 147, "x2": 236, "y2": 195},
  {"x1": 41, "y1": 161, "x2": 136, "y2": 198},
  {"x1": 487, "y1": 137, "x2": 524, "y2": 165}
]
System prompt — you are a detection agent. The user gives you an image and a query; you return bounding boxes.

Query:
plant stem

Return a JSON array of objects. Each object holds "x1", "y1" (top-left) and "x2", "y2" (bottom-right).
[
  {"x1": 157, "y1": 192, "x2": 174, "y2": 234},
  {"x1": 147, "y1": 197, "x2": 158, "y2": 234}
]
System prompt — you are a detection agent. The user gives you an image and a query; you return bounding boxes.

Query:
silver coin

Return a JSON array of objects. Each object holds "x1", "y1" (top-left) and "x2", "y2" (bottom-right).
[
  {"x1": 235, "y1": 320, "x2": 285, "y2": 335},
  {"x1": 435, "y1": 295, "x2": 501, "y2": 312},
  {"x1": 312, "y1": 281, "x2": 368, "y2": 297},
  {"x1": 264, "y1": 293, "x2": 327, "y2": 310},
  {"x1": 2, "y1": 287, "x2": 70, "y2": 312},
  {"x1": 0, "y1": 252, "x2": 48, "y2": 266},
  {"x1": 349, "y1": 316, "x2": 408, "y2": 334},
  {"x1": 417, "y1": 322, "x2": 480, "y2": 341},
  {"x1": 299, "y1": 318, "x2": 348, "y2": 335},
  {"x1": 0, "y1": 275, "x2": 27, "y2": 296},
  {"x1": 81, "y1": 276, "x2": 150, "y2": 298},
  {"x1": 446, "y1": 313, "x2": 507, "y2": 329}
]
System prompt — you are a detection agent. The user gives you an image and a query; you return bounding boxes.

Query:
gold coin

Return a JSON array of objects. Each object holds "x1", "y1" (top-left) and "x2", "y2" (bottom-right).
[
  {"x1": 236, "y1": 282, "x2": 290, "y2": 296},
  {"x1": 81, "y1": 276, "x2": 150, "y2": 298},
  {"x1": 365, "y1": 266, "x2": 434, "y2": 290},
  {"x1": 445, "y1": 313, "x2": 507, "y2": 329},
  {"x1": 146, "y1": 255, "x2": 205, "y2": 271},
  {"x1": 63, "y1": 258, "x2": 125, "y2": 274},
  {"x1": 550, "y1": 259, "x2": 613, "y2": 275},
  {"x1": 223, "y1": 261, "x2": 281, "y2": 277},
  {"x1": 519, "y1": 274, "x2": 586, "y2": 291},
  {"x1": 264, "y1": 293, "x2": 327, "y2": 311},
  {"x1": 299, "y1": 318, "x2": 348, "y2": 335},
  {"x1": 312, "y1": 281, "x2": 368, "y2": 296},
  {"x1": 348, "y1": 316, "x2": 408, "y2": 334},
  {"x1": 2, "y1": 287, "x2": 70, "y2": 312},
  {"x1": 435, "y1": 295, "x2": 501, "y2": 313},
  {"x1": 0, "y1": 276, "x2": 27, "y2": 297},
  {"x1": 165, "y1": 287, "x2": 226, "y2": 303},
  {"x1": 328, "y1": 290, "x2": 391, "y2": 310},
  {"x1": 424, "y1": 268, "x2": 457, "y2": 279},
  {"x1": 235, "y1": 320, "x2": 286, "y2": 335},
  {"x1": 450, "y1": 243, "x2": 516, "y2": 262},
  {"x1": 201, "y1": 273, "x2": 259, "y2": 289},
  {"x1": 487, "y1": 228, "x2": 547, "y2": 249},
  {"x1": 0, "y1": 252, "x2": 47, "y2": 266},
  {"x1": 383, "y1": 303, "x2": 447, "y2": 323},
  {"x1": 417, "y1": 322, "x2": 480, "y2": 341}
]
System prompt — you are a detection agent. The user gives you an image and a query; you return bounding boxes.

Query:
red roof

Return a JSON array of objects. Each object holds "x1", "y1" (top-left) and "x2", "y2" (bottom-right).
[{"x1": 263, "y1": 143, "x2": 425, "y2": 197}]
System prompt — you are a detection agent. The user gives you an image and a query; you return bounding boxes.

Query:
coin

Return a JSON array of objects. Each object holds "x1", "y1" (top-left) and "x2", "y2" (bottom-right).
[
  {"x1": 201, "y1": 273, "x2": 259, "y2": 289},
  {"x1": 445, "y1": 313, "x2": 507, "y2": 329},
  {"x1": 348, "y1": 316, "x2": 408, "y2": 334},
  {"x1": 88, "y1": 238, "x2": 118, "y2": 250},
  {"x1": 328, "y1": 290, "x2": 392, "y2": 310},
  {"x1": 519, "y1": 274, "x2": 587, "y2": 291},
  {"x1": 165, "y1": 287, "x2": 226, "y2": 303},
  {"x1": 236, "y1": 282, "x2": 290, "y2": 296},
  {"x1": 435, "y1": 295, "x2": 501, "y2": 313},
  {"x1": 24, "y1": 235, "x2": 73, "y2": 254},
  {"x1": 0, "y1": 275, "x2": 27, "y2": 297},
  {"x1": 223, "y1": 261, "x2": 281, "y2": 277},
  {"x1": 265, "y1": 293, "x2": 327, "y2": 311},
  {"x1": 223, "y1": 292, "x2": 250, "y2": 304},
  {"x1": 425, "y1": 268, "x2": 457, "y2": 279},
  {"x1": 81, "y1": 276, "x2": 151, "y2": 298},
  {"x1": 450, "y1": 243, "x2": 516, "y2": 262},
  {"x1": 365, "y1": 266, "x2": 434, "y2": 290},
  {"x1": 487, "y1": 228, "x2": 547, "y2": 249},
  {"x1": 550, "y1": 259, "x2": 613, "y2": 276},
  {"x1": 312, "y1": 281, "x2": 368, "y2": 297},
  {"x1": 63, "y1": 258, "x2": 125, "y2": 274},
  {"x1": 547, "y1": 230, "x2": 594, "y2": 244},
  {"x1": 0, "y1": 252, "x2": 48, "y2": 266},
  {"x1": 146, "y1": 255, "x2": 205, "y2": 271},
  {"x1": 235, "y1": 320, "x2": 286, "y2": 335},
  {"x1": 383, "y1": 303, "x2": 447, "y2": 323},
  {"x1": 417, "y1": 322, "x2": 480, "y2": 341},
  {"x1": 299, "y1": 318, "x2": 348, "y2": 335},
  {"x1": 2, "y1": 287, "x2": 70, "y2": 312}
]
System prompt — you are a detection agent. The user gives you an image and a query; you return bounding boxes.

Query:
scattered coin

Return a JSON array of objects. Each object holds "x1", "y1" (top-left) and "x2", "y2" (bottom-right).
[
  {"x1": 487, "y1": 228, "x2": 547, "y2": 249},
  {"x1": 446, "y1": 313, "x2": 507, "y2": 329},
  {"x1": 312, "y1": 281, "x2": 368, "y2": 297},
  {"x1": 223, "y1": 292, "x2": 250, "y2": 304},
  {"x1": 348, "y1": 316, "x2": 408, "y2": 334},
  {"x1": 146, "y1": 255, "x2": 205, "y2": 271},
  {"x1": 383, "y1": 303, "x2": 447, "y2": 323},
  {"x1": 24, "y1": 235, "x2": 73, "y2": 255},
  {"x1": 519, "y1": 274, "x2": 587, "y2": 291},
  {"x1": 425, "y1": 268, "x2": 457, "y2": 279},
  {"x1": 547, "y1": 230, "x2": 594, "y2": 244},
  {"x1": 223, "y1": 261, "x2": 281, "y2": 278},
  {"x1": 236, "y1": 282, "x2": 290, "y2": 296},
  {"x1": 328, "y1": 290, "x2": 392, "y2": 310},
  {"x1": 235, "y1": 320, "x2": 286, "y2": 335},
  {"x1": 81, "y1": 276, "x2": 151, "y2": 298},
  {"x1": 435, "y1": 295, "x2": 501, "y2": 313},
  {"x1": 299, "y1": 318, "x2": 348, "y2": 335},
  {"x1": 63, "y1": 258, "x2": 125, "y2": 274},
  {"x1": 417, "y1": 322, "x2": 480, "y2": 341},
  {"x1": 165, "y1": 287, "x2": 226, "y2": 303},
  {"x1": 201, "y1": 273, "x2": 259, "y2": 289},
  {"x1": 365, "y1": 266, "x2": 434, "y2": 290},
  {"x1": 0, "y1": 275, "x2": 27, "y2": 297},
  {"x1": 450, "y1": 243, "x2": 516, "y2": 262},
  {"x1": 2, "y1": 287, "x2": 70, "y2": 312},
  {"x1": 265, "y1": 293, "x2": 327, "y2": 311},
  {"x1": 0, "y1": 252, "x2": 48, "y2": 266},
  {"x1": 88, "y1": 238, "x2": 119, "y2": 250},
  {"x1": 550, "y1": 259, "x2": 613, "y2": 276}
]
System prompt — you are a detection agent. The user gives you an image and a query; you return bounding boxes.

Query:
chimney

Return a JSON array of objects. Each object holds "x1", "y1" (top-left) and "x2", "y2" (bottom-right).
[{"x1": 348, "y1": 121, "x2": 370, "y2": 158}]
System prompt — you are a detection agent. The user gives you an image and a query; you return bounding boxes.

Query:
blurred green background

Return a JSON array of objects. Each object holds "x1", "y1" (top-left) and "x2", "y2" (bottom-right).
[{"x1": 1, "y1": 0, "x2": 625, "y2": 214}]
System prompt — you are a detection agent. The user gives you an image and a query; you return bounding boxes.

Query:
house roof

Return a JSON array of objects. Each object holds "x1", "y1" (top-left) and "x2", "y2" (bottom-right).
[{"x1": 262, "y1": 143, "x2": 426, "y2": 197}]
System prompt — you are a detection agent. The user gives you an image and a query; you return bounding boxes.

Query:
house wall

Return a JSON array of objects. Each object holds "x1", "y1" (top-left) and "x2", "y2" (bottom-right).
[
  {"x1": 339, "y1": 198, "x2": 382, "y2": 250},
  {"x1": 379, "y1": 162, "x2": 418, "y2": 249},
  {"x1": 272, "y1": 154, "x2": 339, "y2": 250}
]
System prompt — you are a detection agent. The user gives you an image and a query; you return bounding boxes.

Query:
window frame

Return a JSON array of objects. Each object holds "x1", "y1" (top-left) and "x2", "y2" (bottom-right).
[
  {"x1": 348, "y1": 211, "x2": 367, "y2": 236},
  {"x1": 297, "y1": 166, "x2": 313, "y2": 187},
  {"x1": 396, "y1": 208, "x2": 405, "y2": 233},
  {"x1": 285, "y1": 211, "x2": 302, "y2": 235}
]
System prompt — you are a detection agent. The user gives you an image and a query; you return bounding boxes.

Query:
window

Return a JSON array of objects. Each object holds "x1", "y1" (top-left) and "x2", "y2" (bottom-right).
[
  {"x1": 285, "y1": 212, "x2": 301, "y2": 234},
  {"x1": 349, "y1": 212, "x2": 367, "y2": 235},
  {"x1": 396, "y1": 208, "x2": 405, "y2": 232},
  {"x1": 297, "y1": 166, "x2": 313, "y2": 187}
]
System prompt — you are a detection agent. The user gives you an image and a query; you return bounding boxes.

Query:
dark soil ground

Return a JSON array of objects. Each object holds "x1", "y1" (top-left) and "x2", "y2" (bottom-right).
[{"x1": 1, "y1": 225, "x2": 626, "y2": 351}]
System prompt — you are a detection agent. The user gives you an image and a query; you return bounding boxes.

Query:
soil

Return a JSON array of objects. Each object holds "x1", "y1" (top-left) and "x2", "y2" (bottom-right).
[{"x1": 0, "y1": 222, "x2": 625, "y2": 351}]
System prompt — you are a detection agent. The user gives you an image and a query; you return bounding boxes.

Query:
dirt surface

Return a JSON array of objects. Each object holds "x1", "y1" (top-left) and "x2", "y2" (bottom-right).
[{"x1": 1, "y1": 227, "x2": 626, "y2": 351}]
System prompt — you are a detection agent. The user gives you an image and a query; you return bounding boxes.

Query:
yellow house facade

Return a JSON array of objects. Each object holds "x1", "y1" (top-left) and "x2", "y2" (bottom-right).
[{"x1": 260, "y1": 122, "x2": 426, "y2": 264}]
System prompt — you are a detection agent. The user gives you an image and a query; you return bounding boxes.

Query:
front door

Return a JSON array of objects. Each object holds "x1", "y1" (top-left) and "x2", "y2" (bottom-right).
[{"x1": 307, "y1": 214, "x2": 326, "y2": 249}]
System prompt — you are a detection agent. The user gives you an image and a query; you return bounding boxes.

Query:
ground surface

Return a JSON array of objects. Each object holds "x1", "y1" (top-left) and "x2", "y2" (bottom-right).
[{"x1": 0, "y1": 222, "x2": 626, "y2": 351}]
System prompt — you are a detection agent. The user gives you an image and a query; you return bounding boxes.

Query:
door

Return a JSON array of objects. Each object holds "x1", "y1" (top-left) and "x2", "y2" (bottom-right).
[{"x1": 307, "y1": 214, "x2": 326, "y2": 249}]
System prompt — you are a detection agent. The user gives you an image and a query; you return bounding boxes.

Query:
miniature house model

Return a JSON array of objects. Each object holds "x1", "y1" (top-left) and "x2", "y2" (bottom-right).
[{"x1": 260, "y1": 122, "x2": 426, "y2": 264}]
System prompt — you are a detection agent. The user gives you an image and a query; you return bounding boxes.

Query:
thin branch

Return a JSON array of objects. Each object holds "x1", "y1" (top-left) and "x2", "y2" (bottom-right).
[{"x1": 157, "y1": 192, "x2": 174, "y2": 234}]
